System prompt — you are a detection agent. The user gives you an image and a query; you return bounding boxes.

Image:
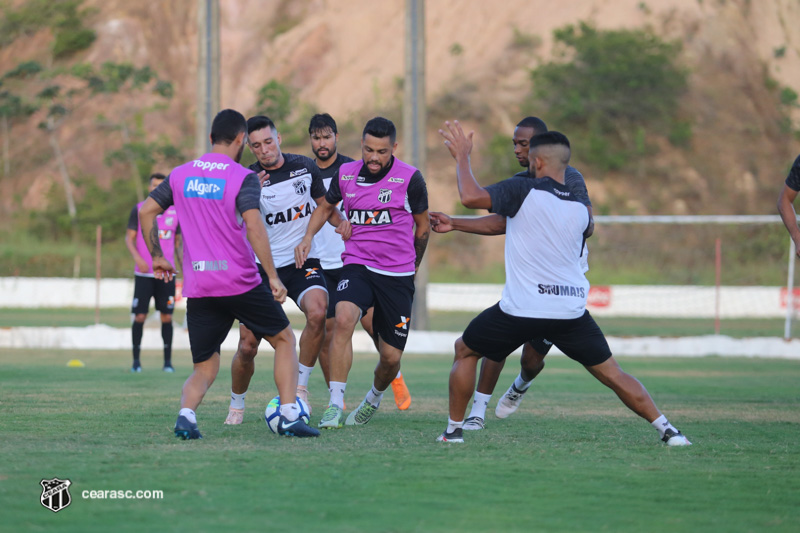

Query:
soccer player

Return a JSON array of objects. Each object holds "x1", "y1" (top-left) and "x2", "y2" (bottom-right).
[
  {"x1": 139, "y1": 109, "x2": 319, "y2": 439},
  {"x1": 777, "y1": 153, "x2": 800, "y2": 258},
  {"x1": 224, "y1": 115, "x2": 337, "y2": 424},
  {"x1": 309, "y1": 113, "x2": 412, "y2": 410},
  {"x1": 435, "y1": 121, "x2": 690, "y2": 446},
  {"x1": 295, "y1": 116, "x2": 430, "y2": 428},
  {"x1": 125, "y1": 173, "x2": 182, "y2": 373},
  {"x1": 430, "y1": 117, "x2": 593, "y2": 429}
]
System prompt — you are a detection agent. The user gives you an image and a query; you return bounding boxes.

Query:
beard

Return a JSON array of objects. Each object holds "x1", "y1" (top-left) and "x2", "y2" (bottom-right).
[
  {"x1": 313, "y1": 146, "x2": 335, "y2": 162},
  {"x1": 234, "y1": 142, "x2": 244, "y2": 163}
]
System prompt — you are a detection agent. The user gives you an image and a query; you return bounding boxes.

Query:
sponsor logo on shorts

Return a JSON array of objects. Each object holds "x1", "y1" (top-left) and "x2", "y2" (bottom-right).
[
  {"x1": 192, "y1": 260, "x2": 229, "y2": 272},
  {"x1": 537, "y1": 284, "x2": 586, "y2": 298},
  {"x1": 340, "y1": 174, "x2": 354, "y2": 181},
  {"x1": 542, "y1": 339, "x2": 552, "y2": 346},
  {"x1": 378, "y1": 188, "x2": 392, "y2": 203},
  {"x1": 265, "y1": 204, "x2": 313, "y2": 225},
  {"x1": 305, "y1": 268, "x2": 320, "y2": 278},
  {"x1": 184, "y1": 177, "x2": 225, "y2": 199},
  {"x1": 348, "y1": 209, "x2": 392, "y2": 225},
  {"x1": 394, "y1": 330, "x2": 408, "y2": 338},
  {"x1": 167, "y1": 296, "x2": 175, "y2": 309},
  {"x1": 132, "y1": 297, "x2": 139, "y2": 308},
  {"x1": 191, "y1": 160, "x2": 230, "y2": 171},
  {"x1": 289, "y1": 168, "x2": 308, "y2": 178},
  {"x1": 293, "y1": 180, "x2": 307, "y2": 195},
  {"x1": 388, "y1": 177, "x2": 404, "y2": 183},
  {"x1": 395, "y1": 316, "x2": 410, "y2": 330},
  {"x1": 337, "y1": 279, "x2": 349, "y2": 291}
]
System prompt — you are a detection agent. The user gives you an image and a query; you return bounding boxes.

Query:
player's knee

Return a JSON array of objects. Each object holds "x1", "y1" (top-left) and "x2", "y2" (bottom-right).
[
  {"x1": 333, "y1": 305, "x2": 359, "y2": 332},
  {"x1": 237, "y1": 336, "x2": 260, "y2": 359},
  {"x1": 133, "y1": 314, "x2": 147, "y2": 323},
  {"x1": 304, "y1": 304, "x2": 326, "y2": 329},
  {"x1": 161, "y1": 314, "x2": 173, "y2": 324},
  {"x1": 454, "y1": 337, "x2": 474, "y2": 360}
]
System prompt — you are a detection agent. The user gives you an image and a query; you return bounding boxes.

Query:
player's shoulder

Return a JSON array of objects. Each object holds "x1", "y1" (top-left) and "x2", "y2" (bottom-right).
[
  {"x1": 337, "y1": 154, "x2": 356, "y2": 165},
  {"x1": 283, "y1": 152, "x2": 318, "y2": 171}
]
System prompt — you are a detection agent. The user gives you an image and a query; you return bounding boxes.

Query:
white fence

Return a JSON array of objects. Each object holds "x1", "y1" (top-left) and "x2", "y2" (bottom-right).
[{"x1": 1, "y1": 278, "x2": 797, "y2": 318}]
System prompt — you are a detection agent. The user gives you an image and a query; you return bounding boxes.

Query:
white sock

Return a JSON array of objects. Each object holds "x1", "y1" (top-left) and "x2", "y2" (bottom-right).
[
  {"x1": 298, "y1": 363, "x2": 313, "y2": 388},
  {"x1": 447, "y1": 418, "x2": 463, "y2": 434},
  {"x1": 467, "y1": 392, "x2": 492, "y2": 419},
  {"x1": 329, "y1": 381, "x2": 347, "y2": 408},
  {"x1": 513, "y1": 373, "x2": 533, "y2": 392},
  {"x1": 365, "y1": 385, "x2": 384, "y2": 408},
  {"x1": 280, "y1": 402, "x2": 300, "y2": 422},
  {"x1": 179, "y1": 408, "x2": 196, "y2": 424},
  {"x1": 651, "y1": 415, "x2": 677, "y2": 439},
  {"x1": 230, "y1": 391, "x2": 246, "y2": 410}
]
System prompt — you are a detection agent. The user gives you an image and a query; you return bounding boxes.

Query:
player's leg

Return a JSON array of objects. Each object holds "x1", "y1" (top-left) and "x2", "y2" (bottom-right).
[
  {"x1": 224, "y1": 324, "x2": 259, "y2": 425},
  {"x1": 130, "y1": 276, "x2": 153, "y2": 372},
  {"x1": 296, "y1": 283, "x2": 328, "y2": 410},
  {"x1": 346, "y1": 271, "x2": 414, "y2": 426},
  {"x1": 557, "y1": 311, "x2": 691, "y2": 446},
  {"x1": 175, "y1": 295, "x2": 233, "y2": 439},
  {"x1": 154, "y1": 278, "x2": 176, "y2": 372},
  {"x1": 437, "y1": 304, "x2": 528, "y2": 443},
  {"x1": 360, "y1": 306, "x2": 412, "y2": 410},
  {"x1": 464, "y1": 358, "x2": 505, "y2": 429},
  {"x1": 318, "y1": 268, "x2": 342, "y2": 389},
  {"x1": 495, "y1": 341, "x2": 549, "y2": 419}
]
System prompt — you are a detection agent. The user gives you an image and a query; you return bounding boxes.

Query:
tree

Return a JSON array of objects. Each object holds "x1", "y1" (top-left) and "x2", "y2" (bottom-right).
[{"x1": 527, "y1": 22, "x2": 688, "y2": 171}]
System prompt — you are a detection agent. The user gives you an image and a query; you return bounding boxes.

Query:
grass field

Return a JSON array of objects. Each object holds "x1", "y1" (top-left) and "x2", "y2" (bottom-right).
[
  {"x1": 1, "y1": 348, "x2": 798, "y2": 532},
  {"x1": 0, "y1": 307, "x2": 790, "y2": 337}
]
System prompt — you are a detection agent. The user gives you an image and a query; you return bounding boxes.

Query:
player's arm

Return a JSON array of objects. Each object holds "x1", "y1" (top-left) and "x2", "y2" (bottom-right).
[
  {"x1": 242, "y1": 208, "x2": 287, "y2": 303},
  {"x1": 315, "y1": 195, "x2": 349, "y2": 236},
  {"x1": 174, "y1": 229, "x2": 183, "y2": 274},
  {"x1": 139, "y1": 198, "x2": 173, "y2": 281},
  {"x1": 584, "y1": 206, "x2": 595, "y2": 239},
  {"x1": 439, "y1": 120, "x2": 492, "y2": 210},
  {"x1": 778, "y1": 184, "x2": 800, "y2": 257},
  {"x1": 413, "y1": 211, "x2": 431, "y2": 272},
  {"x1": 295, "y1": 198, "x2": 336, "y2": 268},
  {"x1": 431, "y1": 212, "x2": 507, "y2": 235},
  {"x1": 125, "y1": 207, "x2": 150, "y2": 273}
]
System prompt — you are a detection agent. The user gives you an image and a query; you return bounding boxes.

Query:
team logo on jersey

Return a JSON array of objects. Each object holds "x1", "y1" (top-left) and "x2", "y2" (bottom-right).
[
  {"x1": 340, "y1": 174, "x2": 354, "y2": 181},
  {"x1": 184, "y1": 177, "x2": 225, "y2": 199},
  {"x1": 158, "y1": 229, "x2": 173, "y2": 240},
  {"x1": 348, "y1": 209, "x2": 392, "y2": 225},
  {"x1": 388, "y1": 177, "x2": 404, "y2": 183},
  {"x1": 537, "y1": 284, "x2": 586, "y2": 298},
  {"x1": 305, "y1": 268, "x2": 320, "y2": 278},
  {"x1": 346, "y1": 193, "x2": 356, "y2": 198},
  {"x1": 265, "y1": 203, "x2": 313, "y2": 225},
  {"x1": 293, "y1": 180, "x2": 307, "y2": 195},
  {"x1": 290, "y1": 168, "x2": 308, "y2": 178},
  {"x1": 337, "y1": 279, "x2": 349, "y2": 291},
  {"x1": 395, "y1": 316, "x2": 410, "y2": 330},
  {"x1": 40, "y1": 478, "x2": 72, "y2": 513},
  {"x1": 164, "y1": 217, "x2": 175, "y2": 226},
  {"x1": 378, "y1": 188, "x2": 392, "y2": 203}
]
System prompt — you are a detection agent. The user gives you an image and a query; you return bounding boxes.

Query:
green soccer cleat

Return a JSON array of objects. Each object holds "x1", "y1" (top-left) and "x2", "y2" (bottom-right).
[
  {"x1": 318, "y1": 404, "x2": 344, "y2": 429},
  {"x1": 345, "y1": 399, "x2": 378, "y2": 426}
]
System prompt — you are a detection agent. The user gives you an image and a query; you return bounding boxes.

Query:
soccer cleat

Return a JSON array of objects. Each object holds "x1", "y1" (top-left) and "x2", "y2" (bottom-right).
[
  {"x1": 462, "y1": 416, "x2": 485, "y2": 430},
  {"x1": 662, "y1": 428, "x2": 692, "y2": 446},
  {"x1": 224, "y1": 407, "x2": 244, "y2": 425},
  {"x1": 296, "y1": 386, "x2": 311, "y2": 416},
  {"x1": 131, "y1": 364, "x2": 142, "y2": 373},
  {"x1": 277, "y1": 415, "x2": 320, "y2": 438},
  {"x1": 318, "y1": 404, "x2": 344, "y2": 429},
  {"x1": 391, "y1": 374, "x2": 412, "y2": 410},
  {"x1": 345, "y1": 399, "x2": 379, "y2": 426},
  {"x1": 174, "y1": 415, "x2": 203, "y2": 440},
  {"x1": 163, "y1": 365, "x2": 175, "y2": 373},
  {"x1": 495, "y1": 383, "x2": 527, "y2": 419},
  {"x1": 436, "y1": 428, "x2": 464, "y2": 443}
]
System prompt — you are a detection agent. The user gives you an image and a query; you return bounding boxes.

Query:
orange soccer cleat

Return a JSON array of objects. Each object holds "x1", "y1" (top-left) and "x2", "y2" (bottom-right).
[{"x1": 390, "y1": 373, "x2": 411, "y2": 410}]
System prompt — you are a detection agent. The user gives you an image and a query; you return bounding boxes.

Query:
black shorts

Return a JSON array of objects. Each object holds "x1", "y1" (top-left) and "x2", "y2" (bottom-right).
[
  {"x1": 131, "y1": 275, "x2": 175, "y2": 315},
  {"x1": 330, "y1": 264, "x2": 415, "y2": 351},
  {"x1": 462, "y1": 303, "x2": 611, "y2": 366},
  {"x1": 322, "y1": 268, "x2": 344, "y2": 318},
  {"x1": 186, "y1": 284, "x2": 290, "y2": 364},
  {"x1": 527, "y1": 338, "x2": 554, "y2": 356},
  {"x1": 258, "y1": 259, "x2": 327, "y2": 310}
]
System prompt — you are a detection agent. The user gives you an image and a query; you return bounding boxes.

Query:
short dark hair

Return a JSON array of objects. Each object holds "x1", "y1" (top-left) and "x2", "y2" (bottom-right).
[
  {"x1": 309, "y1": 113, "x2": 337, "y2": 135},
  {"x1": 516, "y1": 116, "x2": 548, "y2": 135},
  {"x1": 529, "y1": 131, "x2": 570, "y2": 150},
  {"x1": 362, "y1": 116, "x2": 396, "y2": 144},
  {"x1": 149, "y1": 173, "x2": 166, "y2": 183},
  {"x1": 246, "y1": 115, "x2": 277, "y2": 136},
  {"x1": 210, "y1": 109, "x2": 247, "y2": 145}
]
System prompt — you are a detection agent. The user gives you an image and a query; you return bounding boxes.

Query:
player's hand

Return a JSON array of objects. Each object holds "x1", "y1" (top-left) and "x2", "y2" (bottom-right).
[
  {"x1": 135, "y1": 258, "x2": 150, "y2": 273},
  {"x1": 152, "y1": 257, "x2": 176, "y2": 283},
  {"x1": 336, "y1": 219, "x2": 352, "y2": 241},
  {"x1": 269, "y1": 276, "x2": 288, "y2": 304},
  {"x1": 439, "y1": 120, "x2": 474, "y2": 162},
  {"x1": 294, "y1": 237, "x2": 311, "y2": 269},
  {"x1": 258, "y1": 170, "x2": 270, "y2": 187},
  {"x1": 794, "y1": 237, "x2": 800, "y2": 258},
  {"x1": 429, "y1": 211, "x2": 453, "y2": 233}
]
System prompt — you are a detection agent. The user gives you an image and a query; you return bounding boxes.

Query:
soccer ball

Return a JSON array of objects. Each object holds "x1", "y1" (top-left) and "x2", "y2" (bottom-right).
[{"x1": 264, "y1": 395, "x2": 311, "y2": 434}]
